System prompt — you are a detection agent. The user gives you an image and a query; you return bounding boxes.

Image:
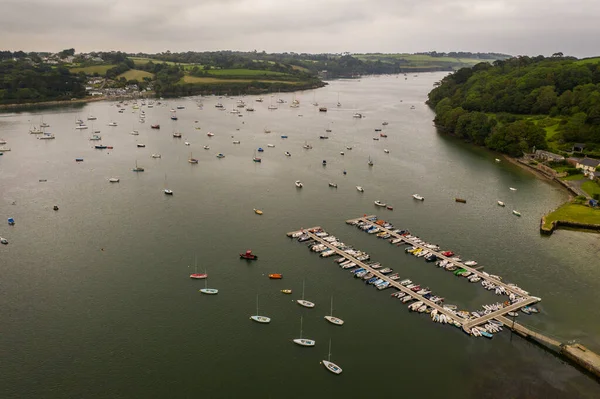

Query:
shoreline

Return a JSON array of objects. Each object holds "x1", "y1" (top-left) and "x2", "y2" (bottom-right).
[{"x1": 0, "y1": 96, "x2": 112, "y2": 110}]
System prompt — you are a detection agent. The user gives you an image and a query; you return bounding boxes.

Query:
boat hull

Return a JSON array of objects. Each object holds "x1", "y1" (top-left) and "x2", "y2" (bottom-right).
[
  {"x1": 322, "y1": 360, "x2": 342, "y2": 374},
  {"x1": 293, "y1": 338, "x2": 316, "y2": 346},
  {"x1": 297, "y1": 299, "x2": 315, "y2": 308},
  {"x1": 190, "y1": 274, "x2": 208, "y2": 279},
  {"x1": 250, "y1": 315, "x2": 271, "y2": 323},
  {"x1": 200, "y1": 288, "x2": 219, "y2": 295},
  {"x1": 324, "y1": 316, "x2": 344, "y2": 325}
]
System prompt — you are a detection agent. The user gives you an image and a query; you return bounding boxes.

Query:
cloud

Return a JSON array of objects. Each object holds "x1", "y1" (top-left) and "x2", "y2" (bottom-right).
[{"x1": 0, "y1": 0, "x2": 598, "y2": 57}]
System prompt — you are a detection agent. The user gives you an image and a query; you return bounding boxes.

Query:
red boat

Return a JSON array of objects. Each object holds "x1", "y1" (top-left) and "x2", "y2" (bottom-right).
[
  {"x1": 190, "y1": 273, "x2": 208, "y2": 279},
  {"x1": 268, "y1": 273, "x2": 282, "y2": 279},
  {"x1": 442, "y1": 251, "x2": 454, "y2": 257},
  {"x1": 380, "y1": 133, "x2": 388, "y2": 138},
  {"x1": 151, "y1": 124, "x2": 160, "y2": 129},
  {"x1": 240, "y1": 250, "x2": 258, "y2": 260}
]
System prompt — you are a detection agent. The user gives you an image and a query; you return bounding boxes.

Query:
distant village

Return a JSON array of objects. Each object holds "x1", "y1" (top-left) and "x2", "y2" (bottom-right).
[{"x1": 12, "y1": 51, "x2": 153, "y2": 99}]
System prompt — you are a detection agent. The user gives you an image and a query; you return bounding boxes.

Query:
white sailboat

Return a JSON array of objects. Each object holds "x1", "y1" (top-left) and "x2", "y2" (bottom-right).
[
  {"x1": 321, "y1": 339, "x2": 342, "y2": 375},
  {"x1": 324, "y1": 296, "x2": 344, "y2": 325},
  {"x1": 164, "y1": 174, "x2": 173, "y2": 195},
  {"x1": 296, "y1": 279, "x2": 315, "y2": 308},
  {"x1": 199, "y1": 269, "x2": 218, "y2": 295},
  {"x1": 293, "y1": 316, "x2": 316, "y2": 346},
  {"x1": 250, "y1": 294, "x2": 271, "y2": 323}
]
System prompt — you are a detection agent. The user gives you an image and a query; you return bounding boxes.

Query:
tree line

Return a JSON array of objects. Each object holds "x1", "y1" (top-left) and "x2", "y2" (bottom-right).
[
  {"x1": 427, "y1": 56, "x2": 600, "y2": 156},
  {"x1": 0, "y1": 60, "x2": 86, "y2": 104}
]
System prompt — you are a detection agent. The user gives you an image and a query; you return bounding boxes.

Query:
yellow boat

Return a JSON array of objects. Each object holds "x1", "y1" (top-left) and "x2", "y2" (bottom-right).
[
  {"x1": 281, "y1": 289, "x2": 292, "y2": 294},
  {"x1": 254, "y1": 208, "x2": 263, "y2": 215}
]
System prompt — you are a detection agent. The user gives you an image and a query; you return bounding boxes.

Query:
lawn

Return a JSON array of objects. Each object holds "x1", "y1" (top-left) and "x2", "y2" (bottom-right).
[
  {"x1": 181, "y1": 76, "x2": 300, "y2": 85},
  {"x1": 562, "y1": 174, "x2": 586, "y2": 181},
  {"x1": 117, "y1": 69, "x2": 154, "y2": 81},
  {"x1": 69, "y1": 64, "x2": 116, "y2": 75},
  {"x1": 582, "y1": 180, "x2": 600, "y2": 197},
  {"x1": 543, "y1": 202, "x2": 600, "y2": 230}
]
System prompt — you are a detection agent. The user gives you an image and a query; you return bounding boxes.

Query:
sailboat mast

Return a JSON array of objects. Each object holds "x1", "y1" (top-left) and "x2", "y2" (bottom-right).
[
  {"x1": 300, "y1": 316, "x2": 303, "y2": 339},
  {"x1": 328, "y1": 339, "x2": 332, "y2": 361},
  {"x1": 330, "y1": 296, "x2": 334, "y2": 316},
  {"x1": 302, "y1": 279, "x2": 305, "y2": 300}
]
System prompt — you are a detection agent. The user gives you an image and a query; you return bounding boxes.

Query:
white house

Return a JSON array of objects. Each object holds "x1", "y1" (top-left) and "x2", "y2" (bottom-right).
[{"x1": 576, "y1": 157, "x2": 600, "y2": 174}]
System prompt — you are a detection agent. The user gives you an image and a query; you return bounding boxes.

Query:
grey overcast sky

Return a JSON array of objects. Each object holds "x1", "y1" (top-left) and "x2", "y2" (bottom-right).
[{"x1": 1, "y1": 0, "x2": 598, "y2": 57}]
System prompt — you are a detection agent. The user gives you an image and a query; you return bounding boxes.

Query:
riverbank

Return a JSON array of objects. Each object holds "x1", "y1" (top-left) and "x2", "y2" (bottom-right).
[{"x1": 502, "y1": 155, "x2": 600, "y2": 235}]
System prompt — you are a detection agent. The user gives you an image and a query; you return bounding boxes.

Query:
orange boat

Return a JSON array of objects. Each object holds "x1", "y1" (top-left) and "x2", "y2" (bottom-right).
[{"x1": 269, "y1": 274, "x2": 283, "y2": 279}]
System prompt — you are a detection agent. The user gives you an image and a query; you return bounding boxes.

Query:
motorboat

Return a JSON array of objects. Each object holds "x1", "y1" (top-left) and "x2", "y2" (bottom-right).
[
  {"x1": 0, "y1": 237, "x2": 8, "y2": 245},
  {"x1": 137, "y1": 144, "x2": 146, "y2": 148},
  {"x1": 319, "y1": 107, "x2": 327, "y2": 112},
  {"x1": 108, "y1": 178, "x2": 120, "y2": 183},
  {"x1": 412, "y1": 194, "x2": 425, "y2": 201},
  {"x1": 512, "y1": 210, "x2": 521, "y2": 217},
  {"x1": 497, "y1": 201, "x2": 505, "y2": 207},
  {"x1": 216, "y1": 153, "x2": 225, "y2": 158},
  {"x1": 130, "y1": 130, "x2": 139, "y2": 135},
  {"x1": 356, "y1": 186, "x2": 364, "y2": 192},
  {"x1": 269, "y1": 274, "x2": 283, "y2": 279},
  {"x1": 95, "y1": 145, "x2": 107, "y2": 149},
  {"x1": 384, "y1": 149, "x2": 389, "y2": 153},
  {"x1": 233, "y1": 140, "x2": 241, "y2": 144},
  {"x1": 74, "y1": 125, "x2": 88, "y2": 130},
  {"x1": 240, "y1": 250, "x2": 258, "y2": 260},
  {"x1": 295, "y1": 180, "x2": 303, "y2": 188},
  {"x1": 281, "y1": 289, "x2": 292, "y2": 294},
  {"x1": 285, "y1": 151, "x2": 291, "y2": 157},
  {"x1": 207, "y1": 132, "x2": 215, "y2": 137},
  {"x1": 203, "y1": 146, "x2": 210, "y2": 150},
  {"x1": 151, "y1": 124, "x2": 160, "y2": 129},
  {"x1": 254, "y1": 209, "x2": 263, "y2": 215},
  {"x1": 152, "y1": 154, "x2": 161, "y2": 158},
  {"x1": 173, "y1": 132, "x2": 182, "y2": 138},
  {"x1": 108, "y1": 122, "x2": 117, "y2": 126},
  {"x1": 353, "y1": 113, "x2": 363, "y2": 118},
  {"x1": 37, "y1": 133, "x2": 55, "y2": 140},
  {"x1": 340, "y1": 151, "x2": 345, "y2": 155},
  {"x1": 267, "y1": 144, "x2": 275, "y2": 148},
  {"x1": 382, "y1": 121, "x2": 389, "y2": 125},
  {"x1": 328, "y1": 183, "x2": 337, "y2": 188},
  {"x1": 495, "y1": 158, "x2": 501, "y2": 162},
  {"x1": 185, "y1": 142, "x2": 190, "y2": 146},
  {"x1": 374, "y1": 200, "x2": 386, "y2": 207},
  {"x1": 509, "y1": 187, "x2": 517, "y2": 191},
  {"x1": 164, "y1": 189, "x2": 173, "y2": 195}
]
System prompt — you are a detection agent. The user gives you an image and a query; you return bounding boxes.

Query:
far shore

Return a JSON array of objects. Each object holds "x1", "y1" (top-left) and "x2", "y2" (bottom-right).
[{"x1": 0, "y1": 96, "x2": 111, "y2": 110}]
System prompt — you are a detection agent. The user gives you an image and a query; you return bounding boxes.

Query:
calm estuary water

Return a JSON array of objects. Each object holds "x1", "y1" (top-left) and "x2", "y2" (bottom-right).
[{"x1": 1, "y1": 74, "x2": 599, "y2": 398}]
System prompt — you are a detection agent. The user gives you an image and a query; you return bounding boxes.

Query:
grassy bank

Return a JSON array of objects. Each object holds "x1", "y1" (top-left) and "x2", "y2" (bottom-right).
[
  {"x1": 582, "y1": 181, "x2": 600, "y2": 197},
  {"x1": 543, "y1": 203, "x2": 600, "y2": 230},
  {"x1": 69, "y1": 64, "x2": 116, "y2": 74},
  {"x1": 117, "y1": 69, "x2": 154, "y2": 81},
  {"x1": 181, "y1": 76, "x2": 302, "y2": 85}
]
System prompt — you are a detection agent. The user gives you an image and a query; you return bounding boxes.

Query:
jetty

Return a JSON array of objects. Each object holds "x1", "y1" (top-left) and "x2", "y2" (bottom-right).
[{"x1": 287, "y1": 215, "x2": 600, "y2": 379}]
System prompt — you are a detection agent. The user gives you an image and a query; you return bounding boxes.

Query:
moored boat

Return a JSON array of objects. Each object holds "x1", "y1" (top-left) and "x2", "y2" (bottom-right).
[
  {"x1": 374, "y1": 200, "x2": 386, "y2": 207},
  {"x1": 240, "y1": 250, "x2": 258, "y2": 260},
  {"x1": 269, "y1": 273, "x2": 283, "y2": 279},
  {"x1": 412, "y1": 194, "x2": 425, "y2": 201}
]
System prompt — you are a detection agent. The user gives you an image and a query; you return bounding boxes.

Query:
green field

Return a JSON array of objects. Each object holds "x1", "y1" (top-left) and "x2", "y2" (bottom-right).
[
  {"x1": 181, "y1": 76, "x2": 299, "y2": 85},
  {"x1": 206, "y1": 69, "x2": 288, "y2": 77},
  {"x1": 543, "y1": 202, "x2": 600, "y2": 230},
  {"x1": 131, "y1": 57, "x2": 198, "y2": 69},
  {"x1": 574, "y1": 57, "x2": 600, "y2": 65},
  {"x1": 582, "y1": 181, "x2": 600, "y2": 197},
  {"x1": 354, "y1": 53, "x2": 488, "y2": 69},
  {"x1": 117, "y1": 69, "x2": 154, "y2": 81},
  {"x1": 69, "y1": 64, "x2": 116, "y2": 74}
]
